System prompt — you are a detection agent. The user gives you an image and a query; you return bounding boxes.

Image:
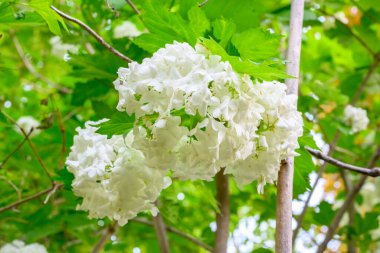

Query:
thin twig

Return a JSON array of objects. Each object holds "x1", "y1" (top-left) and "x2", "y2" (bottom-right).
[
  {"x1": 153, "y1": 201, "x2": 170, "y2": 253},
  {"x1": 316, "y1": 8, "x2": 376, "y2": 57},
  {"x1": 132, "y1": 218, "x2": 213, "y2": 251},
  {"x1": 276, "y1": 0, "x2": 304, "y2": 252},
  {"x1": 0, "y1": 183, "x2": 63, "y2": 213},
  {"x1": 316, "y1": 144, "x2": 380, "y2": 253},
  {"x1": 0, "y1": 129, "x2": 33, "y2": 169},
  {"x1": 0, "y1": 176, "x2": 22, "y2": 200},
  {"x1": 213, "y1": 169, "x2": 230, "y2": 253},
  {"x1": 9, "y1": 30, "x2": 72, "y2": 94},
  {"x1": 198, "y1": 0, "x2": 209, "y2": 7},
  {"x1": 50, "y1": 6, "x2": 133, "y2": 63},
  {"x1": 125, "y1": 0, "x2": 140, "y2": 15},
  {"x1": 305, "y1": 147, "x2": 380, "y2": 177},
  {"x1": 2, "y1": 111, "x2": 54, "y2": 184},
  {"x1": 51, "y1": 94, "x2": 66, "y2": 169},
  {"x1": 91, "y1": 223, "x2": 117, "y2": 253}
]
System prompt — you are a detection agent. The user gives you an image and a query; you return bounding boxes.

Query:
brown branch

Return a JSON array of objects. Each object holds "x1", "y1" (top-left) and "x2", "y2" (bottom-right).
[
  {"x1": 277, "y1": 0, "x2": 304, "y2": 252},
  {"x1": 50, "y1": 6, "x2": 133, "y2": 63},
  {"x1": 9, "y1": 30, "x2": 71, "y2": 94},
  {"x1": 305, "y1": 147, "x2": 380, "y2": 177},
  {"x1": 198, "y1": 0, "x2": 209, "y2": 7},
  {"x1": 2, "y1": 111, "x2": 54, "y2": 183},
  {"x1": 153, "y1": 211, "x2": 170, "y2": 253},
  {"x1": 0, "y1": 183, "x2": 63, "y2": 213},
  {"x1": 91, "y1": 223, "x2": 117, "y2": 253},
  {"x1": 0, "y1": 176, "x2": 22, "y2": 200},
  {"x1": 0, "y1": 129, "x2": 33, "y2": 169},
  {"x1": 213, "y1": 169, "x2": 230, "y2": 253},
  {"x1": 316, "y1": 144, "x2": 380, "y2": 253},
  {"x1": 132, "y1": 218, "x2": 213, "y2": 251},
  {"x1": 125, "y1": 0, "x2": 141, "y2": 16},
  {"x1": 51, "y1": 94, "x2": 66, "y2": 169}
]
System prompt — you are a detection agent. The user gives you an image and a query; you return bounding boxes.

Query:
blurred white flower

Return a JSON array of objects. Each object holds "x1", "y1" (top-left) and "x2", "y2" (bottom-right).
[
  {"x1": 49, "y1": 36, "x2": 79, "y2": 59},
  {"x1": 343, "y1": 105, "x2": 369, "y2": 133},
  {"x1": 0, "y1": 240, "x2": 48, "y2": 253},
  {"x1": 113, "y1": 21, "x2": 143, "y2": 39},
  {"x1": 15, "y1": 116, "x2": 40, "y2": 137}
]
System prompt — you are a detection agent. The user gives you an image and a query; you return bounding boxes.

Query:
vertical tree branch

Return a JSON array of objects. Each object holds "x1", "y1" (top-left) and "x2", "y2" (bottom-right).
[
  {"x1": 153, "y1": 211, "x2": 170, "y2": 253},
  {"x1": 276, "y1": 0, "x2": 304, "y2": 252},
  {"x1": 213, "y1": 169, "x2": 230, "y2": 253},
  {"x1": 91, "y1": 223, "x2": 117, "y2": 253},
  {"x1": 316, "y1": 144, "x2": 380, "y2": 253}
]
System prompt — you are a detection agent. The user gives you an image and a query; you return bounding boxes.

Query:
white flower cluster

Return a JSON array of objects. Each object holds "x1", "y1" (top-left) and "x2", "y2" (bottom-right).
[
  {"x1": 15, "y1": 116, "x2": 40, "y2": 137},
  {"x1": 67, "y1": 42, "x2": 303, "y2": 225},
  {"x1": 66, "y1": 120, "x2": 171, "y2": 226},
  {"x1": 343, "y1": 105, "x2": 369, "y2": 133},
  {"x1": 115, "y1": 42, "x2": 303, "y2": 190},
  {"x1": 0, "y1": 240, "x2": 48, "y2": 253}
]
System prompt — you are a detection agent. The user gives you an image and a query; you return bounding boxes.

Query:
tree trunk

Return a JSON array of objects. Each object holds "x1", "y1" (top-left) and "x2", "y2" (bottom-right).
[
  {"x1": 213, "y1": 169, "x2": 230, "y2": 253},
  {"x1": 275, "y1": 0, "x2": 304, "y2": 252}
]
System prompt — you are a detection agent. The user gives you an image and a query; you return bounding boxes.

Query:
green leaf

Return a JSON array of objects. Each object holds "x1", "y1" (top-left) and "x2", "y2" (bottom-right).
[
  {"x1": 313, "y1": 201, "x2": 335, "y2": 226},
  {"x1": 200, "y1": 38, "x2": 290, "y2": 80},
  {"x1": 108, "y1": 0, "x2": 127, "y2": 10},
  {"x1": 232, "y1": 28, "x2": 281, "y2": 61},
  {"x1": 53, "y1": 167, "x2": 74, "y2": 190},
  {"x1": 293, "y1": 126, "x2": 317, "y2": 197},
  {"x1": 0, "y1": 2, "x2": 44, "y2": 26},
  {"x1": 188, "y1": 6, "x2": 210, "y2": 36},
  {"x1": 212, "y1": 18, "x2": 236, "y2": 48},
  {"x1": 171, "y1": 108, "x2": 204, "y2": 130},
  {"x1": 134, "y1": 2, "x2": 209, "y2": 53},
  {"x1": 28, "y1": 0, "x2": 67, "y2": 35},
  {"x1": 95, "y1": 112, "x2": 135, "y2": 138},
  {"x1": 71, "y1": 79, "x2": 111, "y2": 106}
]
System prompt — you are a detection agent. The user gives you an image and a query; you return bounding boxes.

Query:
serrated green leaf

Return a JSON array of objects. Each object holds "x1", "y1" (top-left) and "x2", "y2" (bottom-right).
[
  {"x1": 95, "y1": 112, "x2": 135, "y2": 138},
  {"x1": 232, "y1": 28, "x2": 281, "y2": 61},
  {"x1": 134, "y1": 2, "x2": 209, "y2": 53},
  {"x1": 293, "y1": 127, "x2": 318, "y2": 197},
  {"x1": 188, "y1": 6, "x2": 210, "y2": 36},
  {"x1": 212, "y1": 18, "x2": 236, "y2": 48},
  {"x1": 28, "y1": 0, "x2": 67, "y2": 35},
  {"x1": 200, "y1": 38, "x2": 290, "y2": 80}
]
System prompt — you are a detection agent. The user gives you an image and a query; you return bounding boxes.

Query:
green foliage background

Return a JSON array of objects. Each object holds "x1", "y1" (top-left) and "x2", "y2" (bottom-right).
[{"x1": 0, "y1": 0, "x2": 380, "y2": 252}]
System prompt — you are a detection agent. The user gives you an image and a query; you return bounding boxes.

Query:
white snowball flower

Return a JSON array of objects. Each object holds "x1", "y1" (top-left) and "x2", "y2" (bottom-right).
[
  {"x1": 343, "y1": 105, "x2": 369, "y2": 133},
  {"x1": 49, "y1": 36, "x2": 79, "y2": 59},
  {"x1": 113, "y1": 21, "x2": 143, "y2": 39},
  {"x1": 15, "y1": 116, "x2": 40, "y2": 137},
  {"x1": 114, "y1": 41, "x2": 303, "y2": 190},
  {"x1": 66, "y1": 120, "x2": 171, "y2": 225},
  {"x1": 0, "y1": 240, "x2": 48, "y2": 253}
]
